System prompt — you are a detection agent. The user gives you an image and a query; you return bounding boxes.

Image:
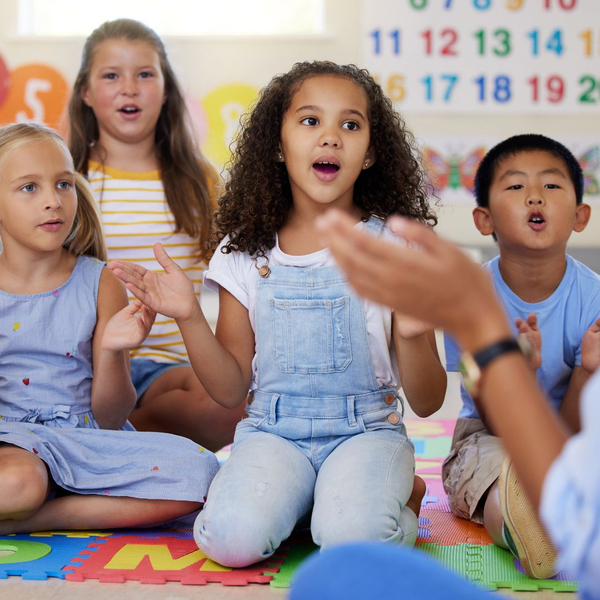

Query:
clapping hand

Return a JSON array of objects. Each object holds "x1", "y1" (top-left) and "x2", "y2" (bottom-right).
[
  {"x1": 581, "y1": 317, "x2": 600, "y2": 375},
  {"x1": 102, "y1": 299, "x2": 156, "y2": 352},
  {"x1": 109, "y1": 243, "x2": 200, "y2": 322},
  {"x1": 515, "y1": 313, "x2": 542, "y2": 371}
]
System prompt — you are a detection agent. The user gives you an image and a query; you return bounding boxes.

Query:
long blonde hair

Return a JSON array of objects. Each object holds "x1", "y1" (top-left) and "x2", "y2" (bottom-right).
[
  {"x1": 68, "y1": 18, "x2": 215, "y2": 260},
  {"x1": 0, "y1": 123, "x2": 106, "y2": 261}
]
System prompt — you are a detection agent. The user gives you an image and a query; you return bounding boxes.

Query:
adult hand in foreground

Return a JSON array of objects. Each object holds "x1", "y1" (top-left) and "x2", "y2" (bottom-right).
[{"x1": 316, "y1": 210, "x2": 510, "y2": 353}]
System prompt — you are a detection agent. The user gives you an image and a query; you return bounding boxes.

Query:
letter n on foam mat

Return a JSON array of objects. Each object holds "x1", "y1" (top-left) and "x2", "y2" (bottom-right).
[{"x1": 63, "y1": 535, "x2": 283, "y2": 584}]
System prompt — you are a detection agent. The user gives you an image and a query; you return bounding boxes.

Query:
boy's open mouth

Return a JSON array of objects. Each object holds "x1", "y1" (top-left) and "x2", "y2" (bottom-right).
[{"x1": 528, "y1": 212, "x2": 546, "y2": 230}]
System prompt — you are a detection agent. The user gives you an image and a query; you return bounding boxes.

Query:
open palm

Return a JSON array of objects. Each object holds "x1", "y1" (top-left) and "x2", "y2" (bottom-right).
[{"x1": 109, "y1": 243, "x2": 199, "y2": 321}]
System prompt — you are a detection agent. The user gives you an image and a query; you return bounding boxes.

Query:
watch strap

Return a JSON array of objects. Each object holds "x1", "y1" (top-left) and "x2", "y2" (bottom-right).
[{"x1": 473, "y1": 338, "x2": 522, "y2": 370}]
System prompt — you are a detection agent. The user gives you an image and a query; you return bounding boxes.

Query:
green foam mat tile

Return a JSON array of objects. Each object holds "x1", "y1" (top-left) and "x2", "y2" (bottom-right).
[
  {"x1": 269, "y1": 539, "x2": 318, "y2": 588},
  {"x1": 418, "y1": 543, "x2": 578, "y2": 593},
  {"x1": 416, "y1": 436, "x2": 453, "y2": 459}
]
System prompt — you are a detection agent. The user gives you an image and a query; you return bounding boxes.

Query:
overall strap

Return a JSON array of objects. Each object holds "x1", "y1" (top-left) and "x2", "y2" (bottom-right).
[{"x1": 363, "y1": 214, "x2": 386, "y2": 237}]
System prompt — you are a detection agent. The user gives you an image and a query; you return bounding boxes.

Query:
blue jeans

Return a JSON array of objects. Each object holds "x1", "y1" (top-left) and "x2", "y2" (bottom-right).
[
  {"x1": 289, "y1": 542, "x2": 502, "y2": 600},
  {"x1": 194, "y1": 418, "x2": 416, "y2": 567}
]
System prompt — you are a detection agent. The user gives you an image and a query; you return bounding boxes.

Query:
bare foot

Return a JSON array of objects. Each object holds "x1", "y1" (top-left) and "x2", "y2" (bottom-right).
[{"x1": 405, "y1": 475, "x2": 426, "y2": 518}]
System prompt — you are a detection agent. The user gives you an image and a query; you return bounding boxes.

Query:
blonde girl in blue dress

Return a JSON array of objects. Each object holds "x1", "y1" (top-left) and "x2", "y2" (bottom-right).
[{"x1": 0, "y1": 123, "x2": 218, "y2": 535}]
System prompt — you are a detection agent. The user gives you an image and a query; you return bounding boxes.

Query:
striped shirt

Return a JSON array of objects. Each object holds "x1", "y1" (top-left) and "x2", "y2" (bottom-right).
[{"x1": 88, "y1": 161, "x2": 207, "y2": 364}]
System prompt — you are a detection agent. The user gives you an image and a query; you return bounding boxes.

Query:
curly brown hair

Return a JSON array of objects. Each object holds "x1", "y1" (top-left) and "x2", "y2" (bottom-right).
[{"x1": 213, "y1": 61, "x2": 436, "y2": 257}]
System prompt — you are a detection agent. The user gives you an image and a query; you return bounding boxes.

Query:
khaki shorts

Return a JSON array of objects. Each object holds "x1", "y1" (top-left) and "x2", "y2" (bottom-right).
[{"x1": 442, "y1": 417, "x2": 506, "y2": 524}]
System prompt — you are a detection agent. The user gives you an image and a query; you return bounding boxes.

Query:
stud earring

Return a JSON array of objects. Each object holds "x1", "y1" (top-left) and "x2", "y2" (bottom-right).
[
  {"x1": 278, "y1": 153, "x2": 283, "y2": 162},
  {"x1": 364, "y1": 161, "x2": 369, "y2": 168}
]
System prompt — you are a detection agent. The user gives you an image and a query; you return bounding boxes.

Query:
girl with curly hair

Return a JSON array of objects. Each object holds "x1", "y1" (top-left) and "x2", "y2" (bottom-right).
[{"x1": 110, "y1": 60, "x2": 447, "y2": 567}]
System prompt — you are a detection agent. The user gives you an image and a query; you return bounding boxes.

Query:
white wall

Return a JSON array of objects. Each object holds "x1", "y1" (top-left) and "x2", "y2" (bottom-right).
[{"x1": 0, "y1": 0, "x2": 598, "y2": 248}]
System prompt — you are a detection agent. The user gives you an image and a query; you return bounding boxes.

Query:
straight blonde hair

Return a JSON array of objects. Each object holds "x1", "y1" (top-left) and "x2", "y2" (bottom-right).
[{"x1": 0, "y1": 123, "x2": 107, "y2": 261}]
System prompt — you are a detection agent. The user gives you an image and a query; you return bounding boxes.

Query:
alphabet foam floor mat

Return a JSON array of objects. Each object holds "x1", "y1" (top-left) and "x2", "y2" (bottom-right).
[{"x1": 0, "y1": 419, "x2": 578, "y2": 593}]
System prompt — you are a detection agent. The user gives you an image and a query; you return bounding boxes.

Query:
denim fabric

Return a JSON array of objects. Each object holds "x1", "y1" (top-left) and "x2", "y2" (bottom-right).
[
  {"x1": 0, "y1": 256, "x2": 219, "y2": 502},
  {"x1": 130, "y1": 357, "x2": 189, "y2": 401},
  {"x1": 194, "y1": 216, "x2": 417, "y2": 568}
]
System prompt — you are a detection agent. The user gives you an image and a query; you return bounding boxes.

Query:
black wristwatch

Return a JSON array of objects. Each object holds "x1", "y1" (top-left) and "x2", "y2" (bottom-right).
[{"x1": 459, "y1": 337, "x2": 527, "y2": 396}]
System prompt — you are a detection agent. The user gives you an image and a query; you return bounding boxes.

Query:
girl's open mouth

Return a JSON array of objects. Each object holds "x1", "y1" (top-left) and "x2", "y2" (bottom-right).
[
  {"x1": 313, "y1": 160, "x2": 340, "y2": 182},
  {"x1": 119, "y1": 106, "x2": 141, "y2": 118}
]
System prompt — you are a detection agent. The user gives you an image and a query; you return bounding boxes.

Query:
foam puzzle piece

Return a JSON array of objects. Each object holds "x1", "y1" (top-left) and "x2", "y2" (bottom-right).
[
  {"x1": 29, "y1": 530, "x2": 111, "y2": 539},
  {"x1": 270, "y1": 539, "x2": 318, "y2": 588},
  {"x1": 421, "y1": 480, "x2": 451, "y2": 512},
  {"x1": 418, "y1": 516, "x2": 431, "y2": 540},
  {"x1": 106, "y1": 527, "x2": 194, "y2": 540},
  {"x1": 412, "y1": 439, "x2": 425, "y2": 455},
  {"x1": 415, "y1": 458, "x2": 444, "y2": 476},
  {"x1": 415, "y1": 436, "x2": 453, "y2": 460},
  {"x1": 418, "y1": 542, "x2": 578, "y2": 593},
  {"x1": 0, "y1": 534, "x2": 104, "y2": 580},
  {"x1": 405, "y1": 418, "x2": 456, "y2": 438},
  {"x1": 417, "y1": 509, "x2": 493, "y2": 546},
  {"x1": 64, "y1": 535, "x2": 281, "y2": 585}
]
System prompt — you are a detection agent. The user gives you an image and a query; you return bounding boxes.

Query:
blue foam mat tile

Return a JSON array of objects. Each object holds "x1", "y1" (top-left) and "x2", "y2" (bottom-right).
[{"x1": 0, "y1": 534, "x2": 105, "y2": 580}]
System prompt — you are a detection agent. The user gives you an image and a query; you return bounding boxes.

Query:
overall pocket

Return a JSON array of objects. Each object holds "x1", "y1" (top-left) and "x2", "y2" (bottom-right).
[{"x1": 270, "y1": 296, "x2": 352, "y2": 373}]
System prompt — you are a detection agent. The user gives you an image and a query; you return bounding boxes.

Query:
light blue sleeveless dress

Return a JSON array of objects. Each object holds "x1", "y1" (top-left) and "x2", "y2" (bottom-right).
[{"x1": 0, "y1": 255, "x2": 218, "y2": 501}]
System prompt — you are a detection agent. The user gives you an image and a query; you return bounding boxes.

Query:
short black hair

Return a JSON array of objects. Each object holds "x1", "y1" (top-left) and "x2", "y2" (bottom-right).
[{"x1": 474, "y1": 134, "x2": 584, "y2": 208}]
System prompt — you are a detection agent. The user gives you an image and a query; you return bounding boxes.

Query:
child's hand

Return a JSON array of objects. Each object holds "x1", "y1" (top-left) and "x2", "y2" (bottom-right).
[
  {"x1": 101, "y1": 300, "x2": 156, "y2": 352},
  {"x1": 581, "y1": 317, "x2": 600, "y2": 375},
  {"x1": 109, "y1": 243, "x2": 199, "y2": 322},
  {"x1": 515, "y1": 312, "x2": 541, "y2": 371}
]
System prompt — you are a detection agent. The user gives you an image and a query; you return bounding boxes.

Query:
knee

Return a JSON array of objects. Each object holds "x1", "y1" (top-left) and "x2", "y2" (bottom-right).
[
  {"x1": 312, "y1": 503, "x2": 416, "y2": 549},
  {"x1": 194, "y1": 507, "x2": 279, "y2": 568},
  {"x1": 0, "y1": 459, "x2": 48, "y2": 517},
  {"x1": 312, "y1": 512, "x2": 381, "y2": 548}
]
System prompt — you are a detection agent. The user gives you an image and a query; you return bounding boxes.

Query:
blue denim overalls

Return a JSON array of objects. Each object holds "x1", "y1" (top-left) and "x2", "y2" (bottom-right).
[{"x1": 194, "y1": 216, "x2": 418, "y2": 568}]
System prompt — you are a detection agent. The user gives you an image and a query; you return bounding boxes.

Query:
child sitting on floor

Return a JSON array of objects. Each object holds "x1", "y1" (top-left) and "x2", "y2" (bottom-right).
[
  {"x1": 0, "y1": 123, "x2": 218, "y2": 534},
  {"x1": 110, "y1": 61, "x2": 447, "y2": 567},
  {"x1": 443, "y1": 134, "x2": 600, "y2": 578}
]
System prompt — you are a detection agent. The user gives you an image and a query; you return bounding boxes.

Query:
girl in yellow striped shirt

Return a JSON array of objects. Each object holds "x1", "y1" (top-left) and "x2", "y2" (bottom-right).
[{"x1": 67, "y1": 18, "x2": 246, "y2": 450}]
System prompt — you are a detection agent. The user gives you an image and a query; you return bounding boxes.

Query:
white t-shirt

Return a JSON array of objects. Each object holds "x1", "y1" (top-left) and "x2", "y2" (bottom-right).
[{"x1": 204, "y1": 221, "x2": 402, "y2": 392}]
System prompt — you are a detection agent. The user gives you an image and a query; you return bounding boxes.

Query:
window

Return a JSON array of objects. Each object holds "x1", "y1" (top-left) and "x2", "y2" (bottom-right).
[{"x1": 19, "y1": 0, "x2": 325, "y2": 37}]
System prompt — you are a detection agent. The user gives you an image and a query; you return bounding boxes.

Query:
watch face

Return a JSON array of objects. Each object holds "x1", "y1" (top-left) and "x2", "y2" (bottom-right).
[{"x1": 459, "y1": 353, "x2": 481, "y2": 397}]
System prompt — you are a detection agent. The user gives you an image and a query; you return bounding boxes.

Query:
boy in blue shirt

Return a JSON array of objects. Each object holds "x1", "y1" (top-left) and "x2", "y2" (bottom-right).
[{"x1": 444, "y1": 134, "x2": 600, "y2": 579}]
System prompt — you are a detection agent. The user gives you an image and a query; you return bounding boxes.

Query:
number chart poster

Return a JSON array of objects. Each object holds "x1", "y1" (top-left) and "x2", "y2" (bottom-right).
[{"x1": 361, "y1": 0, "x2": 600, "y2": 113}]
